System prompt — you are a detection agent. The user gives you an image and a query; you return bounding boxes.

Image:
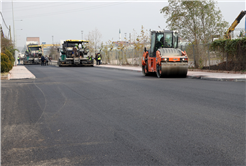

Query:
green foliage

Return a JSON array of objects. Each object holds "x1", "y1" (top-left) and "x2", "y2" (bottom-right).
[
  {"x1": 5, "y1": 45, "x2": 18, "y2": 56},
  {"x1": 210, "y1": 38, "x2": 246, "y2": 53},
  {"x1": 1, "y1": 53, "x2": 13, "y2": 73},
  {"x1": 161, "y1": 0, "x2": 229, "y2": 68},
  {"x1": 160, "y1": 0, "x2": 229, "y2": 44},
  {"x1": 4, "y1": 48, "x2": 15, "y2": 65},
  {"x1": 1, "y1": 37, "x2": 13, "y2": 52},
  {"x1": 210, "y1": 37, "x2": 246, "y2": 70}
]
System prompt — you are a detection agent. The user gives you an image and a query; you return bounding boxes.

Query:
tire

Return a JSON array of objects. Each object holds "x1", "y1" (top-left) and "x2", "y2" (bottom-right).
[
  {"x1": 142, "y1": 65, "x2": 149, "y2": 76},
  {"x1": 156, "y1": 64, "x2": 163, "y2": 78},
  {"x1": 58, "y1": 60, "x2": 62, "y2": 67}
]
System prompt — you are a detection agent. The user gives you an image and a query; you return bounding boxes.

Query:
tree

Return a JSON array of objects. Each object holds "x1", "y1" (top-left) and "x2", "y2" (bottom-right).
[
  {"x1": 161, "y1": 0, "x2": 228, "y2": 44},
  {"x1": 48, "y1": 44, "x2": 60, "y2": 60},
  {"x1": 1, "y1": 53, "x2": 13, "y2": 73},
  {"x1": 87, "y1": 28, "x2": 102, "y2": 54},
  {"x1": 1, "y1": 35, "x2": 16, "y2": 63},
  {"x1": 131, "y1": 26, "x2": 150, "y2": 65},
  {"x1": 101, "y1": 40, "x2": 115, "y2": 64},
  {"x1": 160, "y1": 0, "x2": 228, "y2": 68}
]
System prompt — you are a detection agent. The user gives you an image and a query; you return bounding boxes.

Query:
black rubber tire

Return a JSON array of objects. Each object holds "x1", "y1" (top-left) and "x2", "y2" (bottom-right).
[
  {"x1": 58, "y1": 60, "x2": 62, "y2": 67},
  {"x1": 156, "y1": 64, "x2": 163, "y2": 78},
  {"x1": 142, "y1": 65, "x2": 150, "y2": 76}
]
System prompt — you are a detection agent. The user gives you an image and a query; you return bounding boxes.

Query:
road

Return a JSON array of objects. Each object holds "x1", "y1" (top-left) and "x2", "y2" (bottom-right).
[{"x1": 2, "y1": 65, "x2": 245, "y2": 165}]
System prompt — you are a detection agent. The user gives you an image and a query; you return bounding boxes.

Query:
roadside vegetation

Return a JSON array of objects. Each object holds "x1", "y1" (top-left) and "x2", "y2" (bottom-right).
[
  {"x1": 210, "y1": 37, "x2": 246, "y2": 71},
  {"x1": 160, "y1": 0, "x2": 229, "y2": 68},
  {"x1": 1, "y1": 33, "x2": 16, "y2": 73},
  {"x1": 100, "y1": 25, "x2": 150, "y2": 65}
]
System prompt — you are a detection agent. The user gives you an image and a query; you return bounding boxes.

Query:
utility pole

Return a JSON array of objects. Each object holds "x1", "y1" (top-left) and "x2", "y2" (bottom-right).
[
  {"x1": 52, "y1": 36, "x2": 54, "y2": 44},
  {"x1": 81, "y1": 30, "x2": 83, "y2": 40},
  {"x1": 9, "y1": 25, "x2": 12, "y2": 41}
]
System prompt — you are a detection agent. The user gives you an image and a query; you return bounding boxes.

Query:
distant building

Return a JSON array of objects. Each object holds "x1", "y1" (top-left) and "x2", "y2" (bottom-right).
[
  {"x1": 112, "y1": 41, "x2": 129, "y2": 47},
  {"x1": 26, "y1": 37, "x2": 40, "y2": 45}
]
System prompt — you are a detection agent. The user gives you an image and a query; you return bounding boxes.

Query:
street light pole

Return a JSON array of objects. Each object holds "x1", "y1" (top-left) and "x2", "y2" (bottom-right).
[
  {"x1": 52, "y1": 36, "x2": 54, "y2": 44},
  {"x1": 81, "y1": 31, "x2": 83, "y2": 40},
  {"x1": 1, "y1": 0, "x2": 3, "y2": 25},
  {"x1": 12, "y1": 1, "x2": 17, "y2": 66}
]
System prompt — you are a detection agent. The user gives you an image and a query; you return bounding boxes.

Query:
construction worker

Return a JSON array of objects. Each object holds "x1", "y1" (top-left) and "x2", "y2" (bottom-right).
[
  {"x1": 45, "y1": 55, "x2": 49, "y2": 66},
  {"x1": 73, "y1": 44, "x2": 78, "y2": 56},
  {"x1": 38, "y1": 48, "x2": 42, "y2": 54},
  {"x1": 75, "y1": 44, "x2": 78, "y2": 49},
  {"x1": 18, "y1": 56, "x2": 20, "y2": 65},
  {"x1": 87, "y1": 55, "x2": 92, "y2": 61},
  {"x1": 156, "y1": 37, "x2": 164, "y2": 50},
  {"x1": 41, "y1": 55, "x2": 45, "y2": 66},
  {"x1": 97, "y1": 53, "x2": 101, "y2": 65}
]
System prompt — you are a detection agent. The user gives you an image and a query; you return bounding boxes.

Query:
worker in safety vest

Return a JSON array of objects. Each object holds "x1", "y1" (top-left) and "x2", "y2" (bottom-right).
[
  {"x1": 97, "y1": 53, "x2": 101, "y2": 65},
  {"x1": 18, "y1": 56, "x2": 20, "y2": 65},
  {"x1": 87, "y1": 55, "x2": 92, "y2": 61},
  {"x1": 75, "y1": 44, "x2": 79, "y2": 49},
  {"x1": 73, "y1": 44, "x2": 78, "y2": 56}
]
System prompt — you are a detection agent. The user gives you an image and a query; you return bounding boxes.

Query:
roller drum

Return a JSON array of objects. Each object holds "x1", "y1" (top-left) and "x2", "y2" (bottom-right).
[{"x1": 158, "y1": 62, "x2": 188, "y2": 77}]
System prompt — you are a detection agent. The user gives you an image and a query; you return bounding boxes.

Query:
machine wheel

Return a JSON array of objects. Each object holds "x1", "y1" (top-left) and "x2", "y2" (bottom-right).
[
  {"x1": 142, "y1": 65, "x2": 149, "y2": 76},
  {"x1": 156, "y1": 64, "x2": 163, "y2": 78},
  {"x1": 58, "y1": 60, "x2": 62, "y2": 67}
]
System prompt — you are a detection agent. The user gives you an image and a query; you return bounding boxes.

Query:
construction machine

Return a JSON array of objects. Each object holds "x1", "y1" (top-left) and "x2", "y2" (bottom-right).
[
  {"x1": 57, "y1": 40, "x2": 93, "y2": 67},
  {"x1": 224, "y1": 10, "x2": 246, "y2": 39},
  {"x1": 142, "y1": 30, "x2": 188, "y2": 78},
  {"x1": 23, "y1": 44, "x2": 43, "y2": 64}
]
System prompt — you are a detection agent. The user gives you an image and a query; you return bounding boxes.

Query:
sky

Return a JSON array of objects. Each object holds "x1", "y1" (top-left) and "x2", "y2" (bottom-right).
[{"x1": 1, "y1": 0, "x2": 246, "y2": 49}]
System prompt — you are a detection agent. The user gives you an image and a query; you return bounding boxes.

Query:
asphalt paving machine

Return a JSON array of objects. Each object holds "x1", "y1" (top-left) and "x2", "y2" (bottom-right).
[
  {"x1": 58, "y1": 40, "x2": 93, "y2": 67},
  {"x1": 142, "y1": 30, "x2": 188, "y2": 78},
  {"x1": 23, "y1": 44, "x2": 43, "y2": 64}
]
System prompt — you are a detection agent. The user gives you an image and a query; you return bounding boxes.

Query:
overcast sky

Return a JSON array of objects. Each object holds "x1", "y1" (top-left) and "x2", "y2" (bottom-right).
[{"x1": 1, "y1": 0, "x2": 246, "y2": 48}]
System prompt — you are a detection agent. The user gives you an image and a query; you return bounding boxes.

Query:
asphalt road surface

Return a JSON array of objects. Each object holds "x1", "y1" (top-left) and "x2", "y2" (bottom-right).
[{"x1": 2, "y1": 65, "x2": 245, "y2": 165}]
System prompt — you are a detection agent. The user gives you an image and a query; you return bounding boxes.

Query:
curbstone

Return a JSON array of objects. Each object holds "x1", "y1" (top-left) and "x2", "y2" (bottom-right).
[
  {"x1": 1, "y1": 73, "x2": 10, "y2": 80},
  {"x1": 96, "y1": 65, "x2": 246, "y2": 82}
]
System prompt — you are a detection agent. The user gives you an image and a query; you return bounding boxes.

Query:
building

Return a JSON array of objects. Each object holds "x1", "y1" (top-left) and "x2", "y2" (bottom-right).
[{"x1": 26, "y1": 37, "x2": 40, "y2": 45}]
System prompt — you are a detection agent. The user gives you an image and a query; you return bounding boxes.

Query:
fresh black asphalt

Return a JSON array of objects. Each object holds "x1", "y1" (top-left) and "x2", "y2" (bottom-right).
[{"x1": 1, "y1": 65, "x2": 245, "y2": 165}]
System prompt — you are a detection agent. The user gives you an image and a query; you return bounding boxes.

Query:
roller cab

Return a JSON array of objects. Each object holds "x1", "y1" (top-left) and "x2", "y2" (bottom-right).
[{"x1": 142, "y1": 30, "x2": 188, "y2": 78}]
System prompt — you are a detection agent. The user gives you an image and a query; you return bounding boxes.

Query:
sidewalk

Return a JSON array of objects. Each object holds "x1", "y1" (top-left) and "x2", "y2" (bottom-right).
[
  {"x1": 7, "y1": 65, "x2": 36, "y2": 80},
  {"x1": 95, "y1": 65, "x2": 246, "y2": 82}
]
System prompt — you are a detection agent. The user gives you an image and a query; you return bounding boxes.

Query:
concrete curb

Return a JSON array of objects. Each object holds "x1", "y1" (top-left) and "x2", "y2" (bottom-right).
[
  {"x1": 9, "y1": 66, "x2": 36, "y2": 80},
  {"x1": 10, "y1": 77, "x2": 36, "y2": 80},
  {"x1": 186, "y1": 76, "x2": 245, "y2": 82},
  {"x1": 1, "y1": 73, "x2": 10, "y2": 80},
  {"x1": 95, "y1": 65, "x2": 246, "y2": 82},
  {"x1": 95, "y1": 66, "x2": 142, "y2": 72}
]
